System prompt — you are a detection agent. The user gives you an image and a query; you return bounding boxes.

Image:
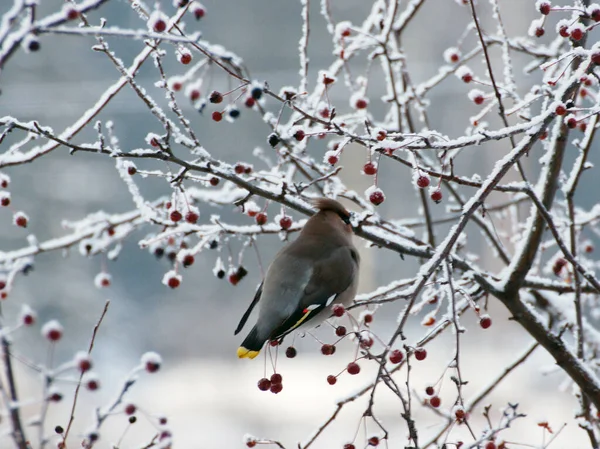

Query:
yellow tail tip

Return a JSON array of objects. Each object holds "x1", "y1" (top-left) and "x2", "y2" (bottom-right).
[{"x1": 237, "y1": 347, "x2": 260, "y2": 359}]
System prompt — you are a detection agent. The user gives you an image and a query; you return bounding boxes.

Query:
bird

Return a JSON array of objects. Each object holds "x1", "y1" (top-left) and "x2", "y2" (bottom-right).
[{"x1": 235, "y1": 197, "x2": 360, "y2": 359}]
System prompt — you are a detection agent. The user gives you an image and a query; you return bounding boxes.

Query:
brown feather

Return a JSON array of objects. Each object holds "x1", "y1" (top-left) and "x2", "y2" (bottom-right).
[{"x1": 311, "y1": 197, "x2": 351, "y2": 220}]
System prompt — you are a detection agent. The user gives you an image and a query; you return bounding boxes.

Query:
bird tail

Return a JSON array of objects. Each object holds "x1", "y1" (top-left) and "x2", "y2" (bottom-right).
[{"x1": 237, "y1": 326, "x2": 266, "y2": 359}]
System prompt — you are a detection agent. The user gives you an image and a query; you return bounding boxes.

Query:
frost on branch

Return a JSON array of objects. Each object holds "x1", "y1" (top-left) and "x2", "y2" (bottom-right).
[{"x1": 2, "y1": 0, "x2": 600, "y2": 447}]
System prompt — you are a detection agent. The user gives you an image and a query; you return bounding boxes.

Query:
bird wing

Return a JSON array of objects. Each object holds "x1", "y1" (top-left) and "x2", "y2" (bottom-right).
[
  {"x1": 234, "y1": 281, "x2": 263, "y2": 335},
  {"x1": 267, "y1": 245, "x2": 358, "y2": 341}
]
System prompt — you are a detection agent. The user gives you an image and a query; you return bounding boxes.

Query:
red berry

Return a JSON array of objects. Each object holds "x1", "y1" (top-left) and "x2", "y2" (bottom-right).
[
  {"x1": 127, "y1": 166, "x2": 137, "y2": 176},
  {"x1": 416, "y1": 175, "x2": 430, "y2": 188},
  {"x1": 368, "y1": 436, "x2": 380, "y2": 446},
  {"x1": 153, "y1": 19, "x2": 167, "y2": 33},
  {"x1": 171, "y1": 81, "x2": 182, "y2": 91},
  {"x1": 559, "y1": 26, "x2": 569, "y2": 38},
  {"x1": 234, "y1": 164, "x2": 245, "y2": 174},
  {"x1": 294, "y1": 130, "x2": 305, "y2": 141},
  {"x1": 567, "y1": 117, "x2": 577, "y2": 129},
  {"x1": 190, "y1": 89, "x2": 200, "y2": 101},
  {"x1": 100, "y1": 274, "x2": 110, "y2": 287},
  {"x1": 462, "y1": 73, "x2": 473, "y2": 83},
  {"x1": 247, "y1": 441, "x2": 256, "y2": 448},
  {"x1": 49, "y1": 392, "x2": 63, "y2": 402},
  {"x1": 343, "y1": 445, "x2": 355, "y2": 449},
  {"x1": 270, "y1": 373, "x2": 282, "y2": 385},
  {"x1": 455, "y1": 407, "x2": 466, "y2": 420},
  {"x1": 1, "y1": 196, "x2": 9, "y2": 207},
  {"x1": 555, "y1": 104, "x2": 567, "y2": 115},
  {"x1": 193, "y1": 6, "x2": 205, "y2": 19},
  {"x1": 336, "y1": 326, "x2": 347, "y2": 337},
  {"x1": 553, "y1": 258, "x2": 567, "y2": 276},
  {"x1": 341, "y1": 28, "x2": 351, "y2": 37},
  {"x1": 473, "y1": 94, "x2": 484, "y2": 105},
  {"x1": 425, "y1": 386, "x2": 435, "y2": 396},
  {"x1": 332, "y1": 304, "x2": 345, "y2": 317},
  {"x1": 209, "y1": 177, "x2": 219, "y2": 186},
  {"x1": 150, "y1": 137, "x2": 160, "y2": 147},
  {"x1": 485, "y1": 443, "x2": 496, "y2": 449},
  {"x1": 179, "y1": 52, "x2": 192, "y2": 64},
  {"x1": 355, "y1": 98, "x2": 368, "y2": 109},
  {"x1": 209, "y1": 91, "x2": 223, "y2": 104},
  {"x1": 78, "y1": 359, "x2": 92, "y2": 373},
  {"x1": 593, "y1": 53, "x2": 600, "y2": 65},
  {"x1": 369, "y1": 190, "x2": 385, "y2": 205},
  {"x1": 256, "y1": 213, "x2": 267, "y2": 226},
  {"x1": 414, "y1": 347, "x2": 427, "y2": 361},
  {"x1": 347, "y1": 362, "x2": 360, "y2": 375},
  {"x1": 86, "y1": 379, "x2": 99, "y2": 391},
  {"x1": 15, "y1": 214, "x2": 27, "y2": 228},
  {"x1": 535, "y1": 27, "x2": 544, "y2": 38},
  {"x1": 539, "y1": 2, "x2": 550, "y2": 15},
  {"x1": 327, "y1": 375, "x2": 337, "y2": 385},
  {"x1": 363, "y1": 313, "x2": 373, "y2": 324},
  {"x1": 323, "y1": 75, "x2": 335, "y2": 85},
  {"x1": 23, "y1": 314, "x2": 35, "y2": 326},
  {"x1": 229, "y1": 273, "x2": 240, "y2": 285},
  {"x1": 279, "y1": 216, "x2": 292, "y2": 230},
  {"x1": 376, "y1": 130, "x2": 386, "y2": 141},
  {"x1": 363, "y1": 162, "x2": 377, "y2": 175},
  {"x1": 571, "y1": 28, "x2": 584, "y2": 41},
  {"x1": 389, "y1": 349, "x2": 404, "y2": 364},
  {"x1": 182, "y1": 254, "x2": 195, "y2": 267},
  {"x1": 244, "y1": 97, "x2": 256, "y2": 108},
  {"x1": 480, "y1": 316, "x2": 492, "y2": 329},
  {"x1": 327, "y1": 155, "x2": 339, "y2": 165},
  {"x1": 320, "y1": 107, "x2": 330, "y2": 118},
  {"x1": 44, "y1": 325, "x2": 63, "y2": 342},
  {"x1": 185, "y1": 211, "x2": 198, "y2": 224},
  {"x1": 285, "y1": 346, "x2": 297, "y2": 358},
  {"x1": 430, "y1": 396, "x2": 441, "y2": 408},
  {"x1": 212, "y1": 111, "x2": 223, "y2": 122},
  {"x1": 167, "y1": 276, "x2": 180, "y2": 289},
  {"x1": 431, "y1": 189, "x2": 442, "y2": 203},
  {"x1": 66, "y1": 8, "x2": 79, "y2": 20},
  {"x1": 125, "y1": 404, "x2": 136, "y2": 415},
  {"x1": 362, "y1": 337, "x2": 375, "y2": 350},
  {"x1": 170, "y1": 210, "x2": 182, "y2": 222},
  {"x1": 591, "y1": 8, "x2": 600, "y2": 21},
  {"x1": 270, "y1": 383, "x2": 283, "y2": 394},
  {"x1": 321, "y1": 344, "x2": 336, "y2": 356},
  {"x1": 257, "y1": 378, "x2": 271, "y2": 391}
]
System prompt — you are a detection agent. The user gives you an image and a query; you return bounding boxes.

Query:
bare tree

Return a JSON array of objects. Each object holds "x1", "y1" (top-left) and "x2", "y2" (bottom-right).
[{"x1": 1, "y1": 0, "x2": 600, "y2": 448}]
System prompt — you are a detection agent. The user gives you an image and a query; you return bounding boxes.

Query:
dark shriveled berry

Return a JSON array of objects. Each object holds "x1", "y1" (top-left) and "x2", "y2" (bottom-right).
[
  {"x1": 257, "y1": 378, "x2": 271, "y2": 391},
  {"x1": 270, "y1": 373, "x2": 282, "y2": 385},
  {"x1": 268, "y1": 133, "x2": 280, "y2": 147}
]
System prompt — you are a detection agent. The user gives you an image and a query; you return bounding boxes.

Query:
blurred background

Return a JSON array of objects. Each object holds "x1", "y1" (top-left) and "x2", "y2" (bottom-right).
[{"x1": 0, "y1": 0, "x2": 598, "y2": 448}]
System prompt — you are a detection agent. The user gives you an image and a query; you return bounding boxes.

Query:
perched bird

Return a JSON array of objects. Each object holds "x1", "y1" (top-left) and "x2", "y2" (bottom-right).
[{"x1": 235, "y1": 198, "x2": 360, "y2": 359}]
